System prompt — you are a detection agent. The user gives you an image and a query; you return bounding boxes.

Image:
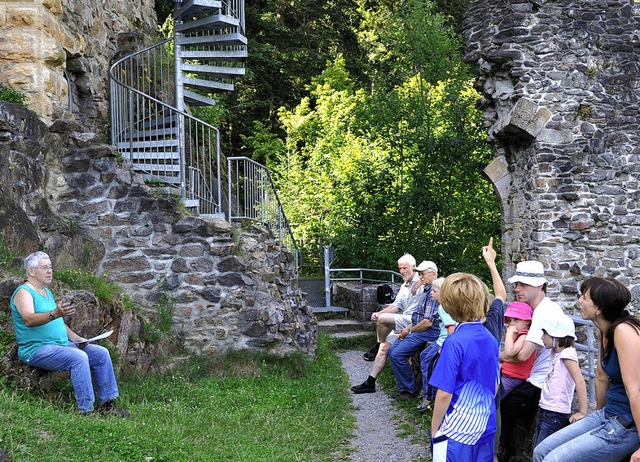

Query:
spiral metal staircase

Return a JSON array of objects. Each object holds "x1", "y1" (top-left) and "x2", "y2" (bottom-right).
[{"x1": 109, "y1": 0, "x2": 247, "y2": 216}]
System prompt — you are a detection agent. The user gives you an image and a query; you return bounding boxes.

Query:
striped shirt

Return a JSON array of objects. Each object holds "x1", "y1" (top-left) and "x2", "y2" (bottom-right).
[{"x1": 429, "y1": 321, "x2": 499, "y2": 444}]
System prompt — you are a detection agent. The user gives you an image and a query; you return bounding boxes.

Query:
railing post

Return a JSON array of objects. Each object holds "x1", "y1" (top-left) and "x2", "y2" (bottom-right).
[
  {"x1": 324, "y1": 245, "x2": 331, "y2": 308},
  {"x1": 587, "y1": 323, "x2": 596, "y2": 403}
]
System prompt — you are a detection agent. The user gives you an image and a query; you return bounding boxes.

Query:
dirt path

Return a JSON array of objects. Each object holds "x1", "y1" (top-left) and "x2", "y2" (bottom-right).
[{"x1": 337, "y1": 350, "x2": 430, "y2": 462}]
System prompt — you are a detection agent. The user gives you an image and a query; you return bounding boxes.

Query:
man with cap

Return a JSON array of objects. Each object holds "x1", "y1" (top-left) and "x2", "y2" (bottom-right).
[
  {"x1": 386, "y1": 260, "x2": 441, "y2": 400},
  {"x1": 498, "y1": 260, "x2": 565, "y2": 461},
  {"x1": 351, "y1": 260, "x2": 436, "y2": 395}
]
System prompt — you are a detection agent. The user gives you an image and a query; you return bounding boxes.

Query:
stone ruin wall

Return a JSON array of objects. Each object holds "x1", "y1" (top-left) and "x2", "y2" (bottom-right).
[
  {"x1": 0, "y1": 103, "x2": 317, "y2": 363},
  {"x1": 464, "y1": 0, "x2": 640, "y2": 312},
  {"x1": 0, "y1": 1, "x2": 317, "y2": 363},
  {"x1": 0, "y1": 0, "x2": 156, "y2": 129}
]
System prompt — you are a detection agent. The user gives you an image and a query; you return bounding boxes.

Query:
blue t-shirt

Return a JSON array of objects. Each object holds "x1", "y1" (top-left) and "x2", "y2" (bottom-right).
[
  {"x1": 436, "y1": 305, "x2": 457, "y2": 347},
  {"x1": 429, "y1": 322, "x2": 499, "y2": 445},
  {"x1": 10, "y1": 284, "x2": 68, "y2": 363}
]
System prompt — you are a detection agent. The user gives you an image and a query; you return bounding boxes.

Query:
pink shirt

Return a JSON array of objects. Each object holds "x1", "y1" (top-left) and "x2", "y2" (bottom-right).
[
  {"x1": 501, "y1": 330, "x2": 535, "y2": 379},
  {"x1": 539, "y1": 347, "x2": 578, "y2": 414}
]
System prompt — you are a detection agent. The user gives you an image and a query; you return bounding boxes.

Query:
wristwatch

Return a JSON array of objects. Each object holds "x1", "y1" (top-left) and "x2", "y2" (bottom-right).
[{"x1": 49, "y1": 310, "x2": 56, "y2": 320}]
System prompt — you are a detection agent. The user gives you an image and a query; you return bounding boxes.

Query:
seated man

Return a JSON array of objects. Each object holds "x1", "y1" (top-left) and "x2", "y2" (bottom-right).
[
  {"x1": 351, "y1": 254, "x2": 423, "y2": 393},
  {"x1": 362, "y1": 253, "x2": 422, "y2": 361},
  {"x1": 10, "y1": 251, "x2": 129, "y2": 416},
  {"x1": 387, "y1": 260, "x2": 441, "y2": 400}
]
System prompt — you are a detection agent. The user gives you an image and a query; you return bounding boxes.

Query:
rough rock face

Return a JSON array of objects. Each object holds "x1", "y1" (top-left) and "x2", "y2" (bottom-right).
[
  {"x1": 464, "y1": 0, "x2": 640, "y2": 311},
  {"x1": 0, "y1": 0, "x2": 156, "y2": 129},
  {"x1": 0, "y1": 102, "x2": 317, "y2": 366}
]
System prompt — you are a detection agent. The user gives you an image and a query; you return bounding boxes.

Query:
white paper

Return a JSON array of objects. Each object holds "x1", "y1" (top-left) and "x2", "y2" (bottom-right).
[{"x1": 73, "y1": 329, "x2": 114, "y2": 344}]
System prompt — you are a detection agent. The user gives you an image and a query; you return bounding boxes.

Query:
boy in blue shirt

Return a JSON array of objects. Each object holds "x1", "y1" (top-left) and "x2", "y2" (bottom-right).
[{"x1": 429, "y1": 272, "x2": 500, "y2": 462}]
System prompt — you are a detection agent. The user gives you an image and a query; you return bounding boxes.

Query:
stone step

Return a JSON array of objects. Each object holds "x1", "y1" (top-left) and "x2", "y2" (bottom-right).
[{"x1": 318, "y1": 318, "x2": 374, "y2": 335}]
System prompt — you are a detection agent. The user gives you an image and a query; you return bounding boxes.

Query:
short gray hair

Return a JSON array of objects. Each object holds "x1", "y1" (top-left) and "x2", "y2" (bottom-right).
[
  {"x1": 24, "y1": 251, "x2": 50, "y2": 277},
  {"x1": 397, "y1": 253, "x2": 416, "y2": 268}
]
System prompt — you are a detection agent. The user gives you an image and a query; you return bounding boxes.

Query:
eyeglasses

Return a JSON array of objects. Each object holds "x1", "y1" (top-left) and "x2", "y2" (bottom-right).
[{"x1": 38, "y1": 265, "x2": 53, "y2": 272}]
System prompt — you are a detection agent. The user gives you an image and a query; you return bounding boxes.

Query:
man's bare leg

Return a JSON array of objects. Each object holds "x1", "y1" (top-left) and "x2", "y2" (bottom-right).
[
  {"x1": 375, "y1": 313, "x2": 397, "y2": 343},
  {"x1": 351, "y1": 342, "x2": 391, "y2": 394}
]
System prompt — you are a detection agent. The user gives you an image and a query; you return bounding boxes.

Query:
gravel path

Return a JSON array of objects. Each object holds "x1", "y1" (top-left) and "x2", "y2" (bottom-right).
[{"x1": 338, "y1": 350, "x2": 430, "y2": 462}]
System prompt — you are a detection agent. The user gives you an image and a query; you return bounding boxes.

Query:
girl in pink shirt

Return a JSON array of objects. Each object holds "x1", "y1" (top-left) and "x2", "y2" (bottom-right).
[
  {"x1": 498, "y1": 301, "x2": 535, "y2": 401},
  {"x1": 535, "y1": 313, "x2": 587, "y2": 447}
]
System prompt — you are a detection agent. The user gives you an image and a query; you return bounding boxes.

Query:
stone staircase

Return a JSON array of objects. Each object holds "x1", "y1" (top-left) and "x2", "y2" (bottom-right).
[{"x1": 317, "y1": 317, "x2": 374, "y2": 339}]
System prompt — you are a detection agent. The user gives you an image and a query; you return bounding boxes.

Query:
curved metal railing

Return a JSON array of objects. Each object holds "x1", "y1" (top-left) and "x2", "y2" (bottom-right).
[
  {"x1": 227, "y1": 156, "x2": 299, "y2": 266},
  {"x1": 109, "y1": 39, "x2": 222, "y2": 215}
]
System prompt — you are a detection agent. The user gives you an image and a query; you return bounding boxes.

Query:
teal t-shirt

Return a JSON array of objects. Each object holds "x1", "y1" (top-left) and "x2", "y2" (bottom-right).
[{"x1": 10, "y1": 284, "x2": 68, "y2": 363}]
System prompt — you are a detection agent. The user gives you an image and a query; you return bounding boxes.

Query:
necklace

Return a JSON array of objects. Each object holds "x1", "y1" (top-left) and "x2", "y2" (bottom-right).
[{"x1": 26, "y1": 281, "x2": 48, "y2": 298}]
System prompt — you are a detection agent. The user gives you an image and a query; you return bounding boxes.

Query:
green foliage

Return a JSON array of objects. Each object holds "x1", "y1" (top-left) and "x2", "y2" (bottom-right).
[
  {"x1": 0, "y1": 335, "x2": 356, "y2": 462},
  {"x1": 267, "y1": 48, "x2": 500, "y2": 277},
  {"x1": 54, "y1": 269, "x2": 122, "y2": 304},
  {"x1": 0, "y1": 87, "x2": 27, "y2": 105}
]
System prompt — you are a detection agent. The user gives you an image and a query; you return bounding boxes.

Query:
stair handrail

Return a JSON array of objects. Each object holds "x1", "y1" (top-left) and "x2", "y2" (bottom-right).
[
  {"x1": 227, "y1": 156, "x2": 299, "y2": 266},
  {"x1": 109, "y1": 39, "x2": 222, "y2": 215}
]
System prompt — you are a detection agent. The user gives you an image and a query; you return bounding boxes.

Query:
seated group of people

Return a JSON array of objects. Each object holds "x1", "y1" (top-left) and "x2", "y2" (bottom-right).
[{"x1": 350, "y1": 239, "x2": 640, "y2": 462}]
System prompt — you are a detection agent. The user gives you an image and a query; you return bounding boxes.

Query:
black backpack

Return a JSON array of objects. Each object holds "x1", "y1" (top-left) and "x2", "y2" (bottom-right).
[{"x1": 376, "y1": 284, "x2": 395, "y2": 304}]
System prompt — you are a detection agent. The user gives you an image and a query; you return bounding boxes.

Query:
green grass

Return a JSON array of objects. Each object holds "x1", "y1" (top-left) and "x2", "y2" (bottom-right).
[{"x1": 0, "y1": 335, "x2": 357, "y2": 462}]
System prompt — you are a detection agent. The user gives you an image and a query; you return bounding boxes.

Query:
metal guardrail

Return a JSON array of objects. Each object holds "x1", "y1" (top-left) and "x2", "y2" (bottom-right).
[
  {"x1": 227, "y1": 156, "x2": 299, "y2": 269},
  {"x1": 568, "y1": 314, "x2": 598, "y2": 404},
  {"x1": 110, "y1": 40, "x2": 222, "y2": 215}
]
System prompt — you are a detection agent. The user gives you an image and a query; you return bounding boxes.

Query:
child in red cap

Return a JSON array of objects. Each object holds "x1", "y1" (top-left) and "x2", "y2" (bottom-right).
[{"x1": 498, "y1": 301, "x2": 535, "y2": 402}]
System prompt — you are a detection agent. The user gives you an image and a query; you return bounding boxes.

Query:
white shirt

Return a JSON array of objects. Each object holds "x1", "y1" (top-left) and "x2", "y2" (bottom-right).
[
  {"x1": 525, "y1": 296, "x2": 565, "y2": 388},
  {"x1": 393, "y1": 274, "x2": 422, "y2": 316}
]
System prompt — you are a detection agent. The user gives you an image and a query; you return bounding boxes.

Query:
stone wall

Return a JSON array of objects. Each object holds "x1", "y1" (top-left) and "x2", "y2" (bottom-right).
[
  {"x1": 464, "y1": 0, "x2": 640, "y2": 311},
  {"x1": 0, "y1": 102, "x2": 317, "y2": 360},
  {"x1": 0, "y1": 0, "x2": 156, "y2": 129}
]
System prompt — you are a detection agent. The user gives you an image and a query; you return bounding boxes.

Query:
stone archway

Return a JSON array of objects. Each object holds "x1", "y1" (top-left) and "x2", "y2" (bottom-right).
[{"x1": 465, "y1": 0, "x2": 640, "y2": 311}]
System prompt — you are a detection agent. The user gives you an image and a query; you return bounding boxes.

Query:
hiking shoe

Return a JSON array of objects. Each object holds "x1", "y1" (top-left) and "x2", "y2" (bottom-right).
[
  {"x1": 391, "y1": 391, "x2": 419, "y2": 401},
  {"x1": 362, "y1": 351, "x2": 376, "y2": 361},
  {"x1": 99, "y1": 400, "x2": 131, "y2": 417},
  {"x1": 351, "y1": 382, "x2": 376, "y2": 394},
  {"x1": 416, "y1": 398, "x2": 434, "y2": 413},
  {"x1": 362, "y1": 343, "x2": 379, "y2": 361}
]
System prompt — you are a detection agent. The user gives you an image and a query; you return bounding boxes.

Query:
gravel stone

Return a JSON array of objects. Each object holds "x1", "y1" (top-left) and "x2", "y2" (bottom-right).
[{"x1": 338, "y1": 350, "x2": 430, "y2": 461}]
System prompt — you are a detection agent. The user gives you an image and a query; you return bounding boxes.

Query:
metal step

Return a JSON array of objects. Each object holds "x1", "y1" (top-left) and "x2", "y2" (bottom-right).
[
  {"x1": 183, "y1": 89, "x2": 217, "y2": 106},
  {"x1": 139, "y1": 115, "x2": 178, "y2": 130},
  {"x1": 126, "y1": 127, "x2": 177, "y2": 140},
  {"x1": 184, "y1": 76, "x2": 234, "y2": 92},
  {"x1": 175, "y1": 14, "x2": 240, "y2": 33},
  {"x1": 174, "y1": 0, "x2": 222, "y2": 20},
  {"x1": 132, "y1": 163, "x2": 181, "y2": 172},
  {"x1": 177, "y1": 32, "x2": 248, "y2": 47},
  {"x1": 183, "y1": 198, "x2": 200, "y2": 209},
  {"x1": 181, "y1": 63, "x2": 245, "y2": 78},
  {"x1": 180, "y1": 49, "x2": 247, "y2": 61},
  {"x1": 117, "y1": 139, "x2": 179, "y2": 150},
  {"x1": 128, "y1": 151, "x2": 181, "y2": 162}
]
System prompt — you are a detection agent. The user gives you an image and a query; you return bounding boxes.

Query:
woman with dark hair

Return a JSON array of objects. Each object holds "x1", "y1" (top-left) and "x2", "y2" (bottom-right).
[{"x1": 533, "y1": 277, "x2": 640, "y2": 462}]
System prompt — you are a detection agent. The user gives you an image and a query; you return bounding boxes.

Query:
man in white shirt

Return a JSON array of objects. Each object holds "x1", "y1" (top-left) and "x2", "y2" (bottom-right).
[
  {"x1": 351, "y1": 254, "x2": 422, "y2": 394},
  {"x1": 498, "y1": 260, "x2": 564, "y2": 461}
]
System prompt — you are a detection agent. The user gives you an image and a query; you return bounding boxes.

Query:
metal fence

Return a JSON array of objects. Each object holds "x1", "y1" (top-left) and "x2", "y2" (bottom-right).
[{"x1": 227, "y1": 156, "x2": 299, "y2": 269}]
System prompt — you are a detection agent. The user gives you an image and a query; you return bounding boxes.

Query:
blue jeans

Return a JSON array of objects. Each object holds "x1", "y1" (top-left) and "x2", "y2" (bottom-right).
[
  {"x1": 419, "y1": 340, "x2": 440, "y2": 399},
  {"x1": 389, "y1": 328, "x2": 439, "y2": 394},
  {"x1": 29, "y1": 342, "x2": 119, "y2": 413},
  {"x1": 535, "y1": 408, "x2": 570, "y2": 447},
  {"x1": 532, "y1": 408, "x2": 639, "y2": 462}
]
